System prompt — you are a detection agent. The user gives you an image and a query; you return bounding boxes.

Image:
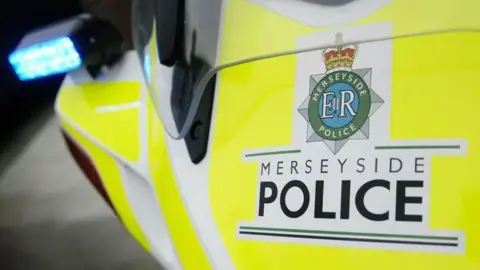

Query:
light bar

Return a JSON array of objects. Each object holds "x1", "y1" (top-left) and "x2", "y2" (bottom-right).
[
  {"x1": 9, "y1": 14, "x2": 125, "y2": 81},
  {"x1": 9, "y1": 37, "x2": 82, "y2": 81}
]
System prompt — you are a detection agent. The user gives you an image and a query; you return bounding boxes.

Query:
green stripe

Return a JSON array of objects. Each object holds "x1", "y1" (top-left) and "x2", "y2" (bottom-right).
[
  {"x1": 245, "y1": 149, "x2": 301, "y2": 158},
  {"x1": 375, "y1": 145, "x2": 461, "y2": 150},
  {"x1": 239, "y1": 226, "x2": 458, "y2": 241}
]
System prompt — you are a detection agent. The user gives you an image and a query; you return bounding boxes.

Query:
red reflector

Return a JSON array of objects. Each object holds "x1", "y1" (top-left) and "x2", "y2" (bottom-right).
[{"x1": 61, "y1": 130, "x2": 115, "y2": 211}]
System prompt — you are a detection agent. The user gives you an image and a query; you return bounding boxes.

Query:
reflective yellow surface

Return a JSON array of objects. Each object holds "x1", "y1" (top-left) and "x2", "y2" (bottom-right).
[
  {"x1": 60, "y1": 120, "x2": 151, "y2": 251},
  {"x1": 219, "y1": 0, "x2": 480, "y2": 64},
  {"x1": 56, "y1": 0, "x2": 480, "y2": 268},
  {"x1": 57, "y1": 82, "x2": 141, "y2": 162},
  {"x1": 57, "y1": 80, "x2": 210, "y2": 269},
  {"x1": 209, "y1": 0, "x2": 480, "y2": 268},
  {"x1": 147, "y1": 96, "x2": 212, "y2": 270}
]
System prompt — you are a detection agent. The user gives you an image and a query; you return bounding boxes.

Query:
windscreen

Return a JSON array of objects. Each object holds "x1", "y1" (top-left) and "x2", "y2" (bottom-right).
[{"x1": 132, "y1": 0, "x2": 480, "y2": 139}]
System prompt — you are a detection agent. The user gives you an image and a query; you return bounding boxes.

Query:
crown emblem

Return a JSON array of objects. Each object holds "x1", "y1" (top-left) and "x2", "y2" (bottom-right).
[{"x1": 322, "y1": 33, "x2": 358, "y2": 73}]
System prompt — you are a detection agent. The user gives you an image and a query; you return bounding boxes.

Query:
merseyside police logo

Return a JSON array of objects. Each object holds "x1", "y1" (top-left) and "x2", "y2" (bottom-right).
[
  {"x1": 298, "y1": 33, "x2": 385, "y2": 154},
  {"x1": 239, "y1": 24, "x2": 467, "y2": 255}
]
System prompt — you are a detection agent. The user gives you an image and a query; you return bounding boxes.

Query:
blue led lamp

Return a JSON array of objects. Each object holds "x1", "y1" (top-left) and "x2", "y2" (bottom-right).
[{"x1": 9, "y1": 15, "x2": 125, "y2": 81}]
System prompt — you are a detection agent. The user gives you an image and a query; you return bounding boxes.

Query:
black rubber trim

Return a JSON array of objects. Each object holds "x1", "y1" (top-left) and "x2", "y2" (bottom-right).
[
  {"x1": 183, "y1": 74, "x2": 216, "y2": 164},
  {"x1": 153, "y1": 0, "x2": 213, "y2": 164},
  {"x1": 155, "y1": 0, "x2": 184, "y2": 66}
]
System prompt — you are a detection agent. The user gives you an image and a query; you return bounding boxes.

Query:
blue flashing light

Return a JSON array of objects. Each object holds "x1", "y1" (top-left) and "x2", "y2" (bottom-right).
[
  {"x1": 8, "y1": 37, "x2": 82, "y2": 81},
  {"x1": 143, "y1": 54, "x2": 152, "y2": 83}
]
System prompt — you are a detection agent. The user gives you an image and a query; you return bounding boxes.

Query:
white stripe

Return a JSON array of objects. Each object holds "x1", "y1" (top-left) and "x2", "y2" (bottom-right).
[{"x1": 95, "y1": 101, "x2": 141, "y2": 113}]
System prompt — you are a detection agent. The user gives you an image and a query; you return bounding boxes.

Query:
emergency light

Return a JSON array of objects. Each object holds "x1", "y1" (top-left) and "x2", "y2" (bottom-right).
[{"x1": 9, "y1": 15, "x2": 124, "y2": 81}]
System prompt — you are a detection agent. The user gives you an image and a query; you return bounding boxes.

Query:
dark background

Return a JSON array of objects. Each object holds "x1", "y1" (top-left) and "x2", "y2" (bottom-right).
[{"x1": 0, "y1": 0, "x2": 81, "y2": 146}]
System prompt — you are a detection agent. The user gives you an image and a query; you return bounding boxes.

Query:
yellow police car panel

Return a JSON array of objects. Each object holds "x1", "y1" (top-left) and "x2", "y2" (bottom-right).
[{"x1": 56, "y1": 0, "x2": 480, "y2": 269}]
